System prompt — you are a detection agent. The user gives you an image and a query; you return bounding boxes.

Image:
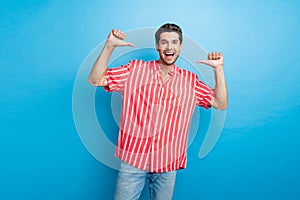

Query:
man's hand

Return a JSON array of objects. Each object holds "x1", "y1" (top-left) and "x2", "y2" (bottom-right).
[
  {"x1": 197, "y1": 52, "x2": 224, "y2": 70},
  {"x1": 106, "y1": 29, "x2": 135, "y2": 48},
  {"x1": 88, "y1": 30, "x2": 134, "y2": 87},
  {"x1": 197, "y1": 52, "x2": 228, "y2": 110}
]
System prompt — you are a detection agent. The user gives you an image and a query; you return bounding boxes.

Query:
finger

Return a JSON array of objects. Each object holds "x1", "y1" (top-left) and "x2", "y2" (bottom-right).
[
  {"x1": 112, "y1": 29, "x2": 120, "y2": 38},
  {"x1": 212, "y1": 52, "x2": 218, "y2": 60},
  {"x1": 215, "y1": 52, "x2": 222, "y2": 59},
  {"x1": 112, "y1": 29, "x2": 117, "y2": 37},
  {"x1": 208, "y1": 52, "x2": 222, "y2": 60},
  {"x1": 112, "y1": 29, "x2": 125, "y2": 40},
  {"x1": 218, "y1": 52, "x2": 223, "y2": 59},
  {"x1": 118, "y1": 32, "x2": 126, "y2": 40}
]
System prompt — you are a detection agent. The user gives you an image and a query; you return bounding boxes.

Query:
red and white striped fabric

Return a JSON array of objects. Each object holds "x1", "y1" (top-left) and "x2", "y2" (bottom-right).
[{"x1": 104, "y1": 60, "x2": 214, "y2": 172}]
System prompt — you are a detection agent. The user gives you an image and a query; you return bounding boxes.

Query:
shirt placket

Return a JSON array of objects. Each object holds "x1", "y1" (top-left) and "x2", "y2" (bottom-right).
[{"x1": 150, "y1": 69, "x2": 172, "y2": 172}]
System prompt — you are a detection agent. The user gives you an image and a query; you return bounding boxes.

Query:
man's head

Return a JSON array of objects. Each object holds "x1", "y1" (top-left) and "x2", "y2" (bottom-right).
[
  {"x1": 155, "y1": 23, "x2": 183, "y2": 66},
  {"x1": 155, "y1": 23, "x2": 183, "y2": 45}
]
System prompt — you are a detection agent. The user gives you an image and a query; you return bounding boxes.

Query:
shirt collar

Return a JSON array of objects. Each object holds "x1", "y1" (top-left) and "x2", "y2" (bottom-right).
[{"x1": 153, "y1": 60, "x2": 180, "y2": 76}]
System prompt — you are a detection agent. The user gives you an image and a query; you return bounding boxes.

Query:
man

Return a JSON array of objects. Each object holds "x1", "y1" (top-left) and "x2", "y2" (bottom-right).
[{"x1": 88, "y1": 23, "x2": 228, "y2": 200}]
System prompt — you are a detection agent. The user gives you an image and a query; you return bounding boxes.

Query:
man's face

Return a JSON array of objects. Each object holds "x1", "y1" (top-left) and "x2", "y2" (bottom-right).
[{"x1": 156, "y1": 32, "x2": 182, "y2": 66}]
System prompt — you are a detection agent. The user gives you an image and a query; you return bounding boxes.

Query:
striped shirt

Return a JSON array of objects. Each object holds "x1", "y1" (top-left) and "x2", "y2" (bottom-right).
[{"x1": 104, "y1": 60, "x2": 214, "y2": 172}]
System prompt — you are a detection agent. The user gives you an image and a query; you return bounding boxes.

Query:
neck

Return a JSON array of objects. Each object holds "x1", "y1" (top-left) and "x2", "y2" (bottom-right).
[
  {"x1": 158, "y1": 60, "x2": 173, "y2": 73},
  {"x1": 158, "y1": 60, "x2": 173, "y2": 81}
]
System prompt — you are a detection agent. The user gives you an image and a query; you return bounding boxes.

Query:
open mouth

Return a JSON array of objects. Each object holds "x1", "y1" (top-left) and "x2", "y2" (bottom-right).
[{"x1": 164, "y1": 52, "x2": 175, "y2": 59}]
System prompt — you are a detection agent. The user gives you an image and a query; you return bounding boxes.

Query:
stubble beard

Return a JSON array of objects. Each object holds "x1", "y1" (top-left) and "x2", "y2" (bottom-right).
[{"x1": 159, "y1": 53, "x2": 179, "y2": 66}]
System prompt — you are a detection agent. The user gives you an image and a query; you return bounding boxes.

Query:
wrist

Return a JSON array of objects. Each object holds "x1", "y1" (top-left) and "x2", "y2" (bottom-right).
[
  {"x1": 214, "y1": 65, "x2": 224, "y2": 73},
  {"x1": 105, "y1": 40, "x2": 116, "y2": 50}
]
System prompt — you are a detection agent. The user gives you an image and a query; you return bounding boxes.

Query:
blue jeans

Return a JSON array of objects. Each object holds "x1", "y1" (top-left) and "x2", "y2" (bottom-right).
[{"x1": 114, "y1": 161, "x2": 177, "y2": 200}]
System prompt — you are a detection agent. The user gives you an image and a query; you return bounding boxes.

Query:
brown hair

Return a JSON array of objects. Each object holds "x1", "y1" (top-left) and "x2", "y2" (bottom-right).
[{"x1": 155, "y1": 23, "x2": 183, "y2": 45}]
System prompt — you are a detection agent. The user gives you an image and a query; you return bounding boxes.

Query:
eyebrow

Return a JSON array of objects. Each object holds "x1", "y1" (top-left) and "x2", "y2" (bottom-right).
[{"x1": 159, "y1": 39, "x2": 179, "y2": 42}]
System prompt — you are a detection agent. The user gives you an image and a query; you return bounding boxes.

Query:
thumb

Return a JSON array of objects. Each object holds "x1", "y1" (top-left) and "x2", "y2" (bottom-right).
[
  {"x1": 196, "y1": 60, "x2": 212, "y2": 65},
  {"x1": 125, "y1": 42, "x2": 135, "y2": 47}
]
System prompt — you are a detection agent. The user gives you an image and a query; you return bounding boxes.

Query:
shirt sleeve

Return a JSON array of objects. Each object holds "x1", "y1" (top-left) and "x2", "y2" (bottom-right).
[
  {"x1": 194, "y1": 75, "x2": 215, "y2": 109},
  {"x1": 104, "y1": 60, "x2": 135, "y2": 92}
]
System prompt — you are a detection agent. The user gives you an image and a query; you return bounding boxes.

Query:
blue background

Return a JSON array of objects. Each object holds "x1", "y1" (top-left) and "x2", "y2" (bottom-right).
[{"x1": 1, "y1": 0, "x2": 300, "y2": 199}]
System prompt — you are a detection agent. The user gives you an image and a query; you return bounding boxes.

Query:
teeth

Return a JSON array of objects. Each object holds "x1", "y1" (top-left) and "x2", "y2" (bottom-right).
[{"x1": 165, "y1": 53, "x2": 174, "y2": 56}]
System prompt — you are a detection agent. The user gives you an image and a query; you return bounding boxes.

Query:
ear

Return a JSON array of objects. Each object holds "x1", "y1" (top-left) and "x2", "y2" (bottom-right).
[
  {"x1": 179, "y1": 43, "x2": 183, "y2": 52},
  {"x1": 155, "y1": 43, "x2": 159, "y2": 51}
]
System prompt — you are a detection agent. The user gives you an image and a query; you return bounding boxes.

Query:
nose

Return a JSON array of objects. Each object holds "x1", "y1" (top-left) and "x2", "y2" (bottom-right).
[{"x1": 166, "y1": 43, "x2": 172, "y2": 50}]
